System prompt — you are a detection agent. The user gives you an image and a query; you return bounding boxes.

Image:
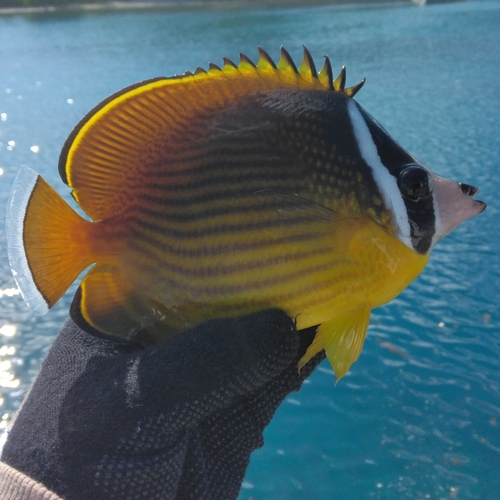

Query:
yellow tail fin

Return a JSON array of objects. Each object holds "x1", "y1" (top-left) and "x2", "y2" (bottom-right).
[{"x1": 7, "y1": 167, "x2": 94, "y2": 315}]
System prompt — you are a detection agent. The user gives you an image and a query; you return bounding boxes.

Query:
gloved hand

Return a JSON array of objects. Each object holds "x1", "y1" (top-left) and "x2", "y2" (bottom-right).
[{"x1": 1, "y1": 308, "x2": 324, "y2": 500}]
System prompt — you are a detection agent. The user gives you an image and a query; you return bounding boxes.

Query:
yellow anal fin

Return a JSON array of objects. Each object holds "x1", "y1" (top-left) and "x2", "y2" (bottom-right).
[
  {"x1": 79, "y1": 263, "x2": 163, "y2": 340},
  {"x1": 298, "y1": 308, "x2": 371, "y2": 382}
]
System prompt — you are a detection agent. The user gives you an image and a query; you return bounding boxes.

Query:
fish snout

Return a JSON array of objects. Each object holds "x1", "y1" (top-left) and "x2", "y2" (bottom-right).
[{"x1": 433, "y1": 176, "x2": 486, "y2": 242}]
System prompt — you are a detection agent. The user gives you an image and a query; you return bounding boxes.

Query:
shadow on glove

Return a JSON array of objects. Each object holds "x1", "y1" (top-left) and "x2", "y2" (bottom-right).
[{"x1": 2, "y1": 309, "x2": 324, "y2": 500}]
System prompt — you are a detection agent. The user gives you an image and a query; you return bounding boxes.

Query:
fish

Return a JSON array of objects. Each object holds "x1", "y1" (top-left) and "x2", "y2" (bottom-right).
[{"x1": 6, "y1": 46, "x2": 486, "y2": 380}]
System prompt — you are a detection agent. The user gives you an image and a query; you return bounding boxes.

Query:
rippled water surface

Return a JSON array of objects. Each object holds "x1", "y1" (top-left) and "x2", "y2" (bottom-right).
[{"x1": 0, "y1": 1, "x2": 499, "y2": 498}]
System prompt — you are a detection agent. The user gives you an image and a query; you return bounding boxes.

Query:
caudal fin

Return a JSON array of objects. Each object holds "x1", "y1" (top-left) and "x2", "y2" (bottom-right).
[{"x1": 6, "y1": 167, "x2": 93, "y2": 315}]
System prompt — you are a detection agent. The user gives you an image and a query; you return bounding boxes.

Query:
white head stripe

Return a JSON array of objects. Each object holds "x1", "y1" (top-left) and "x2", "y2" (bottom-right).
[
  {"x1": 430, "y1": 180, "x2": 442, "y2": 251},
  {"x1": 347, "y1": 100, "x2": 412, "y2": 249}
]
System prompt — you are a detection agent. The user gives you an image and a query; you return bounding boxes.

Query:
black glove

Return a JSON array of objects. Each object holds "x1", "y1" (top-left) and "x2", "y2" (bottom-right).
[{"x1": 1, "y1": 309, "x2": 324, "y2": 500}]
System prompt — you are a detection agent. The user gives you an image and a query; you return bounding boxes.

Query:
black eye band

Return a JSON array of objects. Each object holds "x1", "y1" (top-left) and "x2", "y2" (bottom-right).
[
  {"x1": 354, "y1": 103, "x2": 436, "y2": 254},
  {"x1": 396, "y1": 166, "x2": 435, "y2": 254},
  {"x1": 397, "y1": 165, "x2": 434, "y2": 201}
]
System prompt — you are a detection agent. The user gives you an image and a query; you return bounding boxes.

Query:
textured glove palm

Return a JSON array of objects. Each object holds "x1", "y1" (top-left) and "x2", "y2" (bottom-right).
[{"x1": 1, "y1": 309, "x2": 323, "y2": 500}]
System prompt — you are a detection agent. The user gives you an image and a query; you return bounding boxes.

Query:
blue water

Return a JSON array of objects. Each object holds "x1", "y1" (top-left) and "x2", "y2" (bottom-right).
[{"x1": 0, "y1": 1, "x2": 499, "y2": 498}]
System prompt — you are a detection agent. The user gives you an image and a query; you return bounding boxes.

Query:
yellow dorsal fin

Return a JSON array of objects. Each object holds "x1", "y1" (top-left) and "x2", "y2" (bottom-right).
[
  {"x1": 318, "y1": 56, "x2": 334, "y2": 90},
  {"x1": 298, "y1": 45, "x2": 318, "y2": 83},
  {"x1": 239, "y1": 52, "x2": 257, "y2": 71},
  {"x1": 298, "y1": 308, "x2": 371, "y2": 382},
  {"x1": 257, "y1": 46, "x2": 278, "y2": 71},
  {"x1": 59, "y1": 47, "x2": 365, "y2": 221},
  {"x1": 345, "y1": 78, "x2": 367, "y2": 97},
  {"x1": 222, "y1": 57, "x2": 238, "y2": 71},
  {"x1": 208, "y1": 61, "x2": 222, "y2": 72},
  {"x1": 277, "y1": 46, "x2": 298, "y2": 74},
  {"x1": 180, "y1": 46, "x2": 364, "y2": 94},
  {"x1": 333, "y1": 66, "x2": 346, "y2": 92}
]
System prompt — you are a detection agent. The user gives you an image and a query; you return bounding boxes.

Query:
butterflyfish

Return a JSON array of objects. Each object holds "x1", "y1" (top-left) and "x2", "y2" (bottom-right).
[{"x1": 6, "y1": 47, "x2": 486, "y2": 380}]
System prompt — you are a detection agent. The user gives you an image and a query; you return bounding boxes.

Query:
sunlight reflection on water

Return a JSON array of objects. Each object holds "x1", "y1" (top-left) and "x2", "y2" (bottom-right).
[{"x1": 0, "y1": 1, "x2": 499, "y2": 498}]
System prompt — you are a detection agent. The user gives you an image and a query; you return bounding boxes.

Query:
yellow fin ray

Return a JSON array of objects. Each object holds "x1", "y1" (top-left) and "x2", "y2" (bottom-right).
[
  {"x1": 208, "y1": 62, "x2": 222, "y2": 72},
  {"x1": 239, "y1": 52, "x2": 257, "y2": 71},
  {"x1": 79, "y1": 264, "x2": 161, "y2": 339},
  {"x1": 298, "y1": 308, "x2": 371, "y2": 381},
  {"x1": 277, "y1": 46, "x2": 298, "y2": 74},
  {"x1": 333, "y1": 66, "x2": 346, "y2": 92},
  {"x1": 297, "y1": 329, "x2": 325, "y2": 370},
  {"x1": 345, "y1": 78, "x2": 367, "y2": 98},
  {"x1": 222, "y1": 57, "x2": 238, "y2": 71},
  {"x1": 318, "y1": 56, "x2": 334, "y2": 90},
  {"x1": 60, "y1": 47, "x2": 365, "y2": 222},
  {"x1": 257, "y1": 46, "x2": 278, "y2": 72},
  {"x1": 298, "y1": 45, "x2": 318, "y2": 83}
]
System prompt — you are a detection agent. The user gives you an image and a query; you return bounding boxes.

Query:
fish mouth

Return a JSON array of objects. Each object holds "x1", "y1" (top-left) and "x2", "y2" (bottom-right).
[
  {"x1": 459, "y1": 182, "x2": 487, "y2": 212},
  {"x1": 460, "y1": 182, "x2": 478, "y2": 196},
  {"x1": 433, "y1": 176, "x2": 486, "y2": 241}
]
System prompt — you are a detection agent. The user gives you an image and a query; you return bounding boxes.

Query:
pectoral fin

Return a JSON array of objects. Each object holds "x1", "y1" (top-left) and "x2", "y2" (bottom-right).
[{"x1": 298, "y1": 308, "x2": 371, "y2": 382}]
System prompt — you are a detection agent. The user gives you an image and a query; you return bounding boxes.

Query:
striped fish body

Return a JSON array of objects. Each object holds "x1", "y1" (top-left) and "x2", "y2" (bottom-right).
[
  {"x1": 7, "y1": 48, "x2": 485, "y2": 380},
  {"x1": 82, "y1": 89, "x2": 423, "y2": 325}
]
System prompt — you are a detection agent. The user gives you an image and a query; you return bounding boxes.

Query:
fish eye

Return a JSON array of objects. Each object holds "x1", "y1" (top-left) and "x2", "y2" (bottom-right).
[{"x1": 397, "y1": 165, "x2": 434, "y2": 200}]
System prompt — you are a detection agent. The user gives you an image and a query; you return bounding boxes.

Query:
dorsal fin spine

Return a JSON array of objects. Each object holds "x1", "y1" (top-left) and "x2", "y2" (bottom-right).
[
  {"x1": 345, "y1": 78, "x2": 366, "y2": 97},
  {"x1": 318, "y1": 56, "x2": 334, "y2": 90},
  {"x1": 222, "y1": 57, "x2": 238, "y2": 70},
  {"x1": 333, "y1": 66, "x2": 346, "y2": 91},
  {"x1": 239, "y1": 52, "x2": 257, "y2": 71},
  {"x1": 257, "y1": 47, "x2": 278, "y2": 71},
  {"x1": 208, "y1": 62, "x2": 221, "y2": 72},
  {"x1": 299, "y1": 45, "x2": 318, "y2": 82},
  {"x1": 278, "y1": 46, "x2": 298, "y2": 74},
  {"x1": 182, "y1": 48, "x2": 364, "y2": 98}
]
